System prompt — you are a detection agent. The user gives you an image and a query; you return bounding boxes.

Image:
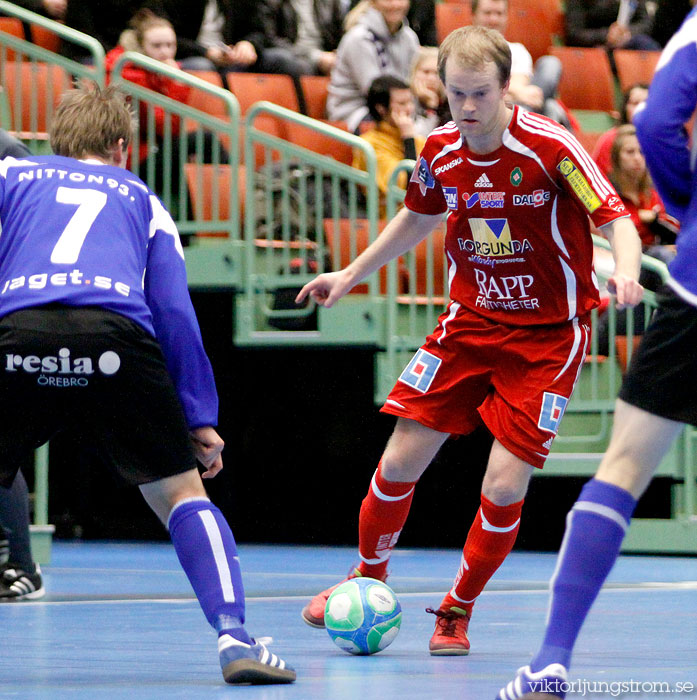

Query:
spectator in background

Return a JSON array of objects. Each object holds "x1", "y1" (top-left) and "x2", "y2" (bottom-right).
[
  {"x1": 10, "y1": 0, "x2": 65, "y2": 20},
  {"x1": 261, "y1": 0, "x2": 346, "y2": 78},
  {"x1": 106, "y1": 9, "x2": 228, "y2": 221},
  {"x1": 353, "y1": 74, "x2": 425, "y2": 212},
  {"x1": 260, "y1": 0, "x2": 346, "y2": 114},
  {"x1": 592, "y1": 82, "x2": 649, "y2": 175},
  {"x1": 410, "y1": 46, "x2": 450, "y2": 138},
  {"x1": 348, "y1": 0, "x2": 437, "y2": 47},
  {"x1": 472, "y1": 0, "x2": 571, "y2": 129},
  {"x1": 106, "y1": 10, "x2": 190, "y2": 166},
  {"x1": 327, "y1": 0, "x2": 419, "y2": 133},
  {"x1": 608, "y1": 124, "x2": 678, "y2": 266},
  {"x1": 565, "y1": 0, "x2": 661, "y2": 52},
  {"x1": 651, "y1": 0, "x2": 694, "y2": 47},
  {"x1": 152, "y1": 0, "x2": 266, "y2": 75}
]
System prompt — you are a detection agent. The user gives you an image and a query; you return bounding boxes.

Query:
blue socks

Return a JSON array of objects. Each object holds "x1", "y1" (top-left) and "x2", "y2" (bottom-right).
[
  {"x1": 530, "y1": 479, "x2": 636, "y2": 672},
  {"x1": 168, "y1": 498, "x2": 251, "y2": 644}
]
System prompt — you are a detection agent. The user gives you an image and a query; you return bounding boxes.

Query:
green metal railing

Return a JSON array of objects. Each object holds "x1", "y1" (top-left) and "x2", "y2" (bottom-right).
[
  {"x1": 236, "y1": 102, "x2": 381, "y2": 343},
  {"x1": 111, "y1": 52, "x2": 240, "y2": 237},
  {"x1": 0, "y1": 1, "x2": 104, "y2": 153}
]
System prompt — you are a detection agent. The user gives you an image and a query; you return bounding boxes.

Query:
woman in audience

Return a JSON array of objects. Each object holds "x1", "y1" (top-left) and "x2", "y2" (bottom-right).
[
  {"x1": 327, "y1": 0, "x2": 419, "y2": 133},
  {"x1": 608, "y1": 124, "x2": 679, "y2": 269},
  {"x1": 592, "y1": 82, "x2": 648, "y2": 175},
  {"x1": 105, "y1": 10, "x2": 227, "y2": 220},
  {"x1": 410, "y1": 46, "x2": 450, "y2": 138},
  {"x1": 106, "y1": 10, "x2": 190, "y2": 165}
]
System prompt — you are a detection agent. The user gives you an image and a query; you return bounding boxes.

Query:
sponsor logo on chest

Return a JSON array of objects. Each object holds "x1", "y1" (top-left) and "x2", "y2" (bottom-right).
[
  {"x1": 434, "y1": 157, "x2": 463, "y2": 176},
  {"x1": 512, "y1": 190, "x2": 551, "y2": 207}
]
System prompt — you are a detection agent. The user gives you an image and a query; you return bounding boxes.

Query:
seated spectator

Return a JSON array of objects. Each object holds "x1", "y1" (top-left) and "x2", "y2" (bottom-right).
[
  {"x1": 472, "y1": 0, "x2": 571, "y2": 129},
  {"x1": 595, "y1": 123, "x2": 678, "y2": 353},
  {"x1": 608, "y1": 124, "x2": 679, "y2": 270},
  {"x1": 353, "y1": 75, "x2": 425, "y2": 213},
  {"x1": 410, "y1": 46, "x2": 450, "y2": 138},
  {"x1": 327, "y1": 0, "x2": 419, "y2": 133},
  {"x1": 260, "y1": 0, "x2": 345, "y2": 78},
  {"x1": 106, "y1": 11, "x2": 190, "y2": 166},
  {"x1": 106, "y1": 10, "x2": 228, "y2": 221},
  {"x1": 565, "y1": 0, "x2": 661, "y2": 52},
  {"x1": 592, "y1": 82, "x2": 649, "y2": 175},
  {"x1": 348, "y1": 0, "x2": 436, "y2": 47},
  {"x1": 153, "y1": 0, "x2": 266, "y2": 75}
]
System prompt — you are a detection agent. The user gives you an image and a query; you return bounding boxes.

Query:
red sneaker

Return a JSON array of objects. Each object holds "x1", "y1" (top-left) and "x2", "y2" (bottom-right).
[
  {"x1": 427, "y1": 605, "x2": 471, "y2": 655},
  {"x1": 301, "y1": 567, "x2": 363, "y2": 628}
]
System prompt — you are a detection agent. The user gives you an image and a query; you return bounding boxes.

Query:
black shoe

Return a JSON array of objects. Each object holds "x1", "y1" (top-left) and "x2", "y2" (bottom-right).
[{"x1": 0, "y1": 563, "x2": 45, "y2": 601}]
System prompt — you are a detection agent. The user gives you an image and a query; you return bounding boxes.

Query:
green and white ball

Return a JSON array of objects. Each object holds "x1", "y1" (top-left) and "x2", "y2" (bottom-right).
[{"x1": 324, "y1": 577, "x2": 402, "y2": 655}]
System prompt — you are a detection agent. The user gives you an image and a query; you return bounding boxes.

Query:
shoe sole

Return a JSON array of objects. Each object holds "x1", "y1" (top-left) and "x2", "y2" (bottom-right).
[
  {"x1": 300, "y1": 606, "x2": 326, "y2": 629},
  {"x1": 222, "y1": 659, "x2": 296, "y2": 685},
  {"x1": 429, "y1": 646, "x2": 470, "y2": 656},
  {"x1": 0, "y1": 585, "x2": 45, "y2": 602}
]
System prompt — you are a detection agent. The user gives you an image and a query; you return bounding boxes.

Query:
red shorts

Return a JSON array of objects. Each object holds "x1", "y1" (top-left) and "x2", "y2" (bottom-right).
[{"x1": 381, "y1": 302, "x2": 590, "y2": 469}]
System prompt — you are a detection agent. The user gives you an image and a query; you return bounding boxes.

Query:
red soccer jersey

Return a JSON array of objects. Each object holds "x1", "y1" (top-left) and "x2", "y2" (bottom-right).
[{"x1": 404, "y1": 106, "x2": 630, "y2": 326}]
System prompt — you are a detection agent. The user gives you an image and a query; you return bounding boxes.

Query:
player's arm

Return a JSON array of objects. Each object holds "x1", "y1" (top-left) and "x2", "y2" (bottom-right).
[
  {"x1": 599, "y1": 216, "x2": 644, "y2": 309},
  {"x1": 634, "y1": 21, "x2": 697, "y2": 219},
  {"x1": 296, "y1": 207, "x2": 443, "y2": 308}
]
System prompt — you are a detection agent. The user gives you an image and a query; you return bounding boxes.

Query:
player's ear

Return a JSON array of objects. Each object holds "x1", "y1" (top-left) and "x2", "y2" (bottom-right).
[{"x1": 110, "y1": 139, "x2": 128, "y2": 168}]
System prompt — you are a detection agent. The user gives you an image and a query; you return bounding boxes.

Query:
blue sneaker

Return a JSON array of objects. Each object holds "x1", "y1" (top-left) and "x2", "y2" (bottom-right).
[
  {"x1": 497, "y1": 663, "x2": 568, "y2": 699},
  {"x1": 218, "y1": 634, "x2": 296, "y2": 685}
]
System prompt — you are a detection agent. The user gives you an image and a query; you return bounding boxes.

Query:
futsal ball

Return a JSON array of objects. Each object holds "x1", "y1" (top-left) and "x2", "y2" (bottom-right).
[{"x1": 324, "y1": 577, "x2": 402, "y2": 655}]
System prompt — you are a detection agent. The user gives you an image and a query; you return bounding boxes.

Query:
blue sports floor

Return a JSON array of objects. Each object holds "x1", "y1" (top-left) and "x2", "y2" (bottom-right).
[{"x1": 1, "y1": 542, "x2": 696, "y2": 699}]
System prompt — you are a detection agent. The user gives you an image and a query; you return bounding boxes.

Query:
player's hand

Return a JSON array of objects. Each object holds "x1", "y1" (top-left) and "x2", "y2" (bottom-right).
[
  {"x1": 295, "y1": 270, "x2": 354, "y2": 308},
  {"x1": 190, "y1": 426, "x2": 224, "y2": 479},
  {"x1": 607, "y1": 273, "x2": 644, "y2": 309}
]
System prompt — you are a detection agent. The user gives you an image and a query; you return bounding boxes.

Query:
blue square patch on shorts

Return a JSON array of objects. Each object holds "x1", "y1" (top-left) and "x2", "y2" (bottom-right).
[{"x1": 398, "y1": 349, "x2": 442, "y2": 393}]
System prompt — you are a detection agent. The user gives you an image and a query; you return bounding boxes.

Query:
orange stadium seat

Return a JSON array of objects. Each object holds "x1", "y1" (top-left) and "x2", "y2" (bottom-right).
[
  {"x1": 226, "y1": 72, "x2": 300, "y2": 115},
  {"x1": 184, "y1": 163, "x2": 245, "y2": 237},
  {"x1": 506, "y1": 2, "x2": 564, "y2": 63},
  {"x1": 299, "y1": 74, "x2": 330, "y2": 120},
  {"x1": 613, "y1": 49, "x2": 661, "y2": 92},
  {"x1": 0, "y1": 17, "x2": 25, "y2": 61},
  {"x1": 30, "y1": 24, "x2": 61, "y2": 53},
  {"x1": 549, "y1": 47, "x2": 616, "y2": 113},
  {"x1": 3, "y1": 61, "x2": 70, "y2": 137},
  {"x1": 324, "y1": 219, "x2": 399, "y2": 294},
  {"x1": 436, "y1": 3, "x2": 473, "y2": 44},
  {"x1": 411, "y1": 225, "x2": 447, "y2": 300},
  {"x1": 284, "y1": 120, "x2": 353, "y2": 165}
]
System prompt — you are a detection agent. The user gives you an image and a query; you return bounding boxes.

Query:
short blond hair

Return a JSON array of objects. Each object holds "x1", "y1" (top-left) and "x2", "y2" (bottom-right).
[
  {"x1": 438, "y1": 25, "x2": 511, "y2": 87},
  {"x1": 50, "y1": 84, "x2": 134, "y2": 159}
]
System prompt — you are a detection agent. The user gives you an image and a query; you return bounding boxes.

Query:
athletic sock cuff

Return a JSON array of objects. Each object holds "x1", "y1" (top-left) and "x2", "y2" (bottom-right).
[
  {"x1": 167, "y1": 497, "x2": 213, "y2": 532},
  {"x1": 372, "y1": 464, "x2": 417, "y2": 500},
  {"x1": 576, "y1": 478, "x2": 636, "y2": 525},
  {"x1": 480, "y1": 493, "x2": 524, "y2": 528}
]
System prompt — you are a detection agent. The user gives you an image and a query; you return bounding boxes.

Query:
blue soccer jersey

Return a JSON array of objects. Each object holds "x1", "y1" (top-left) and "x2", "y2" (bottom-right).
[
  {"x1": 0, "y1": 155, "x2": 217, "y2": 428},
  {"x1": 634, "y1": 8, "x2": 697, "y2": 305}
]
